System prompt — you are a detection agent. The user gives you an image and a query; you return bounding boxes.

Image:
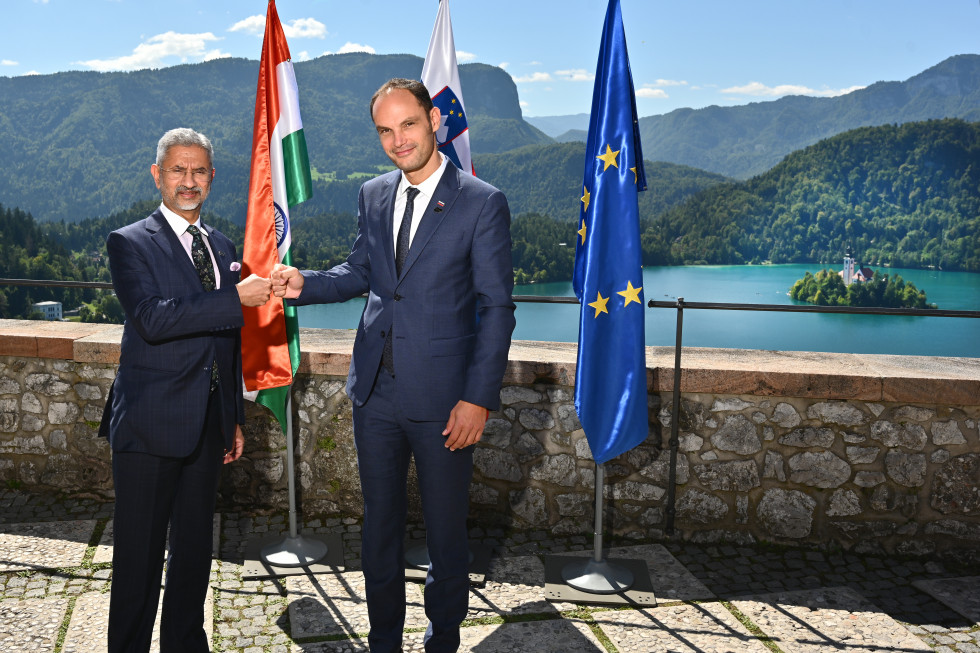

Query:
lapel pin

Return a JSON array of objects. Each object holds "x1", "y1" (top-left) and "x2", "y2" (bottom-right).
[{"x1": 434, "y1": 200, "x2": 445, "y2": 213}]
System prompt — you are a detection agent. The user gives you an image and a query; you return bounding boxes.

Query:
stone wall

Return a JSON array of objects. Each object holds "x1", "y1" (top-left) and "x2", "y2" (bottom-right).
[{"x1": 1, "y1": 319, "x2": 979, "y2": 559}]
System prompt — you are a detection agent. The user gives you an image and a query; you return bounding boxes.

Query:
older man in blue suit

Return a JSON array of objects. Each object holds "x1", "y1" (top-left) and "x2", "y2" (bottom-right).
[
  {"x1": 273, "y1": 78, "x2": 515, "y2": 652},
  {"x1": 101, "y1": 128, "x2": 272, "y2": 653}
]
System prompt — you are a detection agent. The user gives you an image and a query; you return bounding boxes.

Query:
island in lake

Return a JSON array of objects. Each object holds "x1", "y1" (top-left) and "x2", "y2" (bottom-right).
[{"x1": 790, "y1": 249, "x2": 935, "y2": 309}]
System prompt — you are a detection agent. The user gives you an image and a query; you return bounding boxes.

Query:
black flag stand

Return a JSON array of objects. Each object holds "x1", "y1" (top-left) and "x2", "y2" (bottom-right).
[
  {"x1": 243, "y1": 392, "x2": 344, "y2": 578},
  {"x1": 259, "y1": 393, "x2": 330, "y2": 566},
  {"x1": 544, "y1": 462, "x2": 656, "y2": 605}
]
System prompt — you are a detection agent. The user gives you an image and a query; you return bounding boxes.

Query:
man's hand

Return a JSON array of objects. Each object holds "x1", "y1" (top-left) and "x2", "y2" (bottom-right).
[
  {"x1": 223, "y1": 425, "x2": 245, "y2": 464},
  {"x1": 442, "y1": 400, "x2": 488, "y2": 451},
  {"x1": 236, "y1": 274, "x2": 272, "y2": 306},
  {"x1": 271, "y1": 263, "x2": 305, "y2": 299}
]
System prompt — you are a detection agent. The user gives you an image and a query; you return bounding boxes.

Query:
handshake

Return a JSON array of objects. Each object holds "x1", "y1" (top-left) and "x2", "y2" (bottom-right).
[{"x1": 235, "y1": 263, "x2": 305, "y2": 307}]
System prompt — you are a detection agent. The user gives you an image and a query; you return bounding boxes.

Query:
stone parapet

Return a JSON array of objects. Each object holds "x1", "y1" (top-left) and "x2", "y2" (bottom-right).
[{"x1": 1, "y1": 319, "x2": 978, "y2": 559}]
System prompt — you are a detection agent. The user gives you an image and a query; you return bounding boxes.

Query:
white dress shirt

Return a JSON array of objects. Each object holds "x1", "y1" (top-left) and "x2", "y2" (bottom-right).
[
  {"x1": 392, "y1": 153, "x2": 450, "y2": 249},
  {"x1": 160, "y1": 203, "x2": 221, "y2": 289}
]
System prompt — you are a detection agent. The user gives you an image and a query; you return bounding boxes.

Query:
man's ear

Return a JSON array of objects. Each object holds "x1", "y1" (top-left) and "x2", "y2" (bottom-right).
[
  {"x1": 150, "y1": 164, "x2": 162, "y2": 190},
  {"x1": 429, "y1": 106, "x2": 442, "y2": 134}
]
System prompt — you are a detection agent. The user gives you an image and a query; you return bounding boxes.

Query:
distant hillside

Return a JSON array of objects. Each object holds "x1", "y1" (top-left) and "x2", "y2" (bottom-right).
[
  {"x1": 524, "y1": 114, "x2": 589, "y2": 138},
  {"x1": 0, "y1": 53, "x2": 549, "y2": 224},
  {"x1": 641, "y1": 55, "x2": 980, "y2": 179},
  {"x1": 474, "y1": 142, "x2": 730, "y2": 222},
  {"x1": 642, "y1": 119, "x2": 980, "y2": 271}
]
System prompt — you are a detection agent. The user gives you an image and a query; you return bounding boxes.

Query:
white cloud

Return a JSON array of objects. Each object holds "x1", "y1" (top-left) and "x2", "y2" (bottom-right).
[
  {"x1": 336, "y1": 42, "x2": 376, "y2": 54},
  {"x1": 284, "y1": 18, "x2": 327, "y2": 39},
  {"x1": 456, "y1": 50, "x2": 476, "y2": 63},
  {"x1": 1, "y1": 59, "x2": 18, "y2": 66},
  {"x1": 636, "y1": 88, "x2": 668, "y2": 99},
  {"x1": 229, "y1": 15, "x2": 326, "y2": 39},
  {"x1": 498, "y1": 62, "x2": 509, "y2": 70},
  {"x1": 202, "y1": 49, "x2": 229, "y2": 62},
  {"x1": 32, "y1": 0, "x2": 49, "y2": 4},
  {"x1": 650, "y1": 79, "x2": 687, "y2": 87},
  {"x1": 295, "y1": 51, "x2": 311, "y2": 62},
  {"x1": 721, "y1": 81, "x2": 865, "y2": 98},
  {"x1": 77, "y1": 32, "x2": 228, "y2": 72},
  {"x1": 555, "y1": 69, "x2": 593, "y2": 82},
  {"x1": 514, "y1": 72, "x2": 552, "y2": 83},
  {"x1": 229, "y1": 15, "x2": 266, "y2": 35},
  {"x1": 635, "y1": 79, "x2": 684, "y2": 99}
]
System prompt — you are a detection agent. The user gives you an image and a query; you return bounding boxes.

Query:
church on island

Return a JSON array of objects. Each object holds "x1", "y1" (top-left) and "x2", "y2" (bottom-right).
[{"x1": 840, "y1": 248, "x2": 874, "y2": 285}]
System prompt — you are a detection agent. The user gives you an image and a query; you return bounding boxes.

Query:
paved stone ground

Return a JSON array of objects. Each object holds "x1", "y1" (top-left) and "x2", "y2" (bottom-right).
[{"x1": 2, "y1": 488, "x2": 979, "y2": 652}]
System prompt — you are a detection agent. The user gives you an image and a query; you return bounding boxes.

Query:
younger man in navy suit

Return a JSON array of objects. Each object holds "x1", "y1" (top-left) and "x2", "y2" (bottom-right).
[{"x1": 272, "y1": 79, "x2": 515, "y2": 652}]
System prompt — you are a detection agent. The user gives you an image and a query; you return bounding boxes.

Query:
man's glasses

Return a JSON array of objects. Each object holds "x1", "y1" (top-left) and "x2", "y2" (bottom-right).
[{"x1": 159, "y1": 166, "x2": 212, "y2": 182}]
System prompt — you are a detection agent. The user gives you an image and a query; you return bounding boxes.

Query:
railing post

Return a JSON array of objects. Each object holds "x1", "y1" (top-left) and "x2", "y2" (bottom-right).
[{"x1": 665, "y1": 297, "x2": 684, "y2": 535}]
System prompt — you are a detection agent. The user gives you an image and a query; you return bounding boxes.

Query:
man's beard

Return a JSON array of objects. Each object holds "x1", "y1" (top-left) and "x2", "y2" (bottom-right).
[{"x1": 169, "y1": 184, "x2": 206, "y2": 211}]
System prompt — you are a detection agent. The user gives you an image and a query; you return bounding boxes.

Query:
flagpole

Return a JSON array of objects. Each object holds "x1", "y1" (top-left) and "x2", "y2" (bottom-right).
[
  {"x1": 260, "y1": 389, "x2": 329, "y2": 567},
  {"x1": 560, "y1": 462, "x2": 634, "y2": 593}
]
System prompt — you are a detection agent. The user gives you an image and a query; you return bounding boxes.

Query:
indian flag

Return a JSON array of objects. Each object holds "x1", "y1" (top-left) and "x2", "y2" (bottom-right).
[{"x1": 241, "y1": 0, "x2": 312, "y2": 432}]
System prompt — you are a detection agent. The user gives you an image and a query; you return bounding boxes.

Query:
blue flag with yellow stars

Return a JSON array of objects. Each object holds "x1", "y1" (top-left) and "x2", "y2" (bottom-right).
[{"x1": 572, "y1": 0, "x2": 648, "y2": 465}]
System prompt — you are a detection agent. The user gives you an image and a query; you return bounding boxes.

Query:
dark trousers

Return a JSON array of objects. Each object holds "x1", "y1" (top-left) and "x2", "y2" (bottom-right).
[
  {"x1": 108, "y1": 394, "x2": 224, "y2": 653},
  {"x1": 352, "y1": 369, "x2": 474, "y2": 653}
]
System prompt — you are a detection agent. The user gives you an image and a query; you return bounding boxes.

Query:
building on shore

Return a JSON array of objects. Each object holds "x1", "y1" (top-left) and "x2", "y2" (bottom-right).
[{"x1": 32, "y1": 301, "x2": 62, "y2": 321}]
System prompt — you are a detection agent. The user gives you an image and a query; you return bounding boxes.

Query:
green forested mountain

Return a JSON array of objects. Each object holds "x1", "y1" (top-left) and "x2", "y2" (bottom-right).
[
  {"x1": 476, "y1": 142, "x2": 730, "y2": 222},
  {"x1": 642, "y1": 119, "x2": 980, "y2": 271},
  {"x1": 639, "y1": 55, "x2": 980, "y2": 179},
  {"x1": 0, "y1": 53, "x2": 548, "y2": 224}
]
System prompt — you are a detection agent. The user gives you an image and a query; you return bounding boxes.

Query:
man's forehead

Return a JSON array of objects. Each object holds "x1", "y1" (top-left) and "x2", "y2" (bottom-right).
[
  {"x1": 373, "y1": 89, "x2": 426, "y2": 121},
  {"x1": 162, "y1": 145, "x2": 211, "y2": 164}
]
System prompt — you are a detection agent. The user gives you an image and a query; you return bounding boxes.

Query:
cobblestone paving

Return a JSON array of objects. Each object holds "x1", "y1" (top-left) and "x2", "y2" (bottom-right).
[
  {"x1": 2, "y1": 489, "x2": 980, "y2": 652},
  {"x1": 731, "y1": 586, "x2": 932, "y2": 652},
  {"x1": 590, "y1": 603, "x2": 771, "y2": 653},
  {"x1": 0, "y1": 521, "x2": 96, "y2": 572}
]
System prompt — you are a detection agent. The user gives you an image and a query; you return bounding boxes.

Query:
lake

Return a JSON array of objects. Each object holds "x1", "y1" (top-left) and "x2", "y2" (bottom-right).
[{"x1": 296, "y1": 264, "x2": 980, "y2": 358}]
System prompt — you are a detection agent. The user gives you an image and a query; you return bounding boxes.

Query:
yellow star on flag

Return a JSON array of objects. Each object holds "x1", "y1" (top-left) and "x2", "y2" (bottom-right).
[
  {"x1": 630, "y1": 166, "x2": 638, "y2": 183},
  {"x1": 617, "y1": 280, "x2": 642, "y2": 306},
  {"x1": 596, "y1": 144, "x2": 620, "y2": 171},
  {"x1": 578, "y1": 220, "x2": 587, "y2": 245},
  {"x1": 581, "y1": 186, "x2": 591, "y2": 213},
  {"x1": 588, "y1": 292, "x2": 609, "y2": 317}
]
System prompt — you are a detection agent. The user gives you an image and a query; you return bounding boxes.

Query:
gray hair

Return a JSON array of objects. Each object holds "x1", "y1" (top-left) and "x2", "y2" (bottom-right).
[{"x1": 155, "y1": 128, "x2": 214, "y2": 168}]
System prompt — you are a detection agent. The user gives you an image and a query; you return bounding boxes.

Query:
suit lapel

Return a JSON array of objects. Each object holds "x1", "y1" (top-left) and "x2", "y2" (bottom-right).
[
  {"x1": 377, "y1": 174, "x2": 399, "y2": 283},
  {"x1": 147, "y1": 210, "x2": 200, "y2": 288},
  {"x1": 204, "y1": 224, "x2": 237, "y2": 287},
  {"x1": 399, "y1": 165, "x2": 461, "y2": 280}
]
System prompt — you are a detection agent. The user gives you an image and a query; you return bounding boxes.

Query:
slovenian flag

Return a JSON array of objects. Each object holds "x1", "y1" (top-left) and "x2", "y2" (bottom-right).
[
  {"x1": 421, "y1": 0, "x2": 474, "y2": 175},
  {"x1": 241, "y1": 0, "x2": 312, "y2": 432}
]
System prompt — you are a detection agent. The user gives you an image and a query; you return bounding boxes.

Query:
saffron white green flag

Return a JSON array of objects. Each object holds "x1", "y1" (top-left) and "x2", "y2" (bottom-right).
[{"x1": 241, "y1": 0, "x2": 312, "y2": 432}]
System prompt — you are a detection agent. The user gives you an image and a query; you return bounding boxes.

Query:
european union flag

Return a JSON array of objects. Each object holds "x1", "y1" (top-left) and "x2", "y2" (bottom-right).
[{"x1": 573, "y1": 0, "x2": 648, "y2": 465}]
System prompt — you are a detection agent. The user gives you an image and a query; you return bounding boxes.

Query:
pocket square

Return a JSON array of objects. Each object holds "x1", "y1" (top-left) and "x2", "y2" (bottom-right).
[{"x1": 230, "y1": 261, "x2": 241, "y2": 272}]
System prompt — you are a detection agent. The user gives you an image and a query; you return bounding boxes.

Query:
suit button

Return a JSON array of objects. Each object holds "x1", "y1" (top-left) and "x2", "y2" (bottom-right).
[
  {"x1": 380, "y1": 331, "x2": 385, "y2": 338},
  {"x1": 394, "y1": 293, "x2": 402, "y2": 301}
]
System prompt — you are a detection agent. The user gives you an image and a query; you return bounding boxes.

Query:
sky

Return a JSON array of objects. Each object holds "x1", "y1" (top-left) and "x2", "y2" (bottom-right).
[{"x1": 3, "y1": 0, "x2": 979, "y2": 118}]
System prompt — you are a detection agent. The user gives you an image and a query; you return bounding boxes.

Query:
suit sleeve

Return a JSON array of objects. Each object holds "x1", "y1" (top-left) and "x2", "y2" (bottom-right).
[
  {"x1": 461, "y1": 189, "x2": 516, "y2": 411},
  {"x1": 290, "y1": 184, "x2": 372, "y2": 305},
  {"x1": 107, "y1": 229, "x2": 244, "y2": 344}
]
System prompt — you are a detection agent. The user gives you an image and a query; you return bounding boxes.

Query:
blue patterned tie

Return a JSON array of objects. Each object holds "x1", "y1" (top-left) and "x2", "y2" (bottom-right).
[
  {"x1": 382, "y1": 187, "x2": 420, "y2": 375},
  {"x1": 187, "y1": 225, "x2": 219, "y2": 391}
]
